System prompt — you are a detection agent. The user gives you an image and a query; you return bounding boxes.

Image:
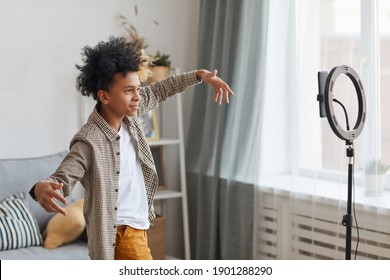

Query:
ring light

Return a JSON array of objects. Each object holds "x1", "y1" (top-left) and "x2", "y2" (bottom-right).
[
  {"x1": 317, "y1": 65, "x2": 367, "y2": 260},
  {"x1": 324, "y1": 65, "x2": 366, "y2": 141}
]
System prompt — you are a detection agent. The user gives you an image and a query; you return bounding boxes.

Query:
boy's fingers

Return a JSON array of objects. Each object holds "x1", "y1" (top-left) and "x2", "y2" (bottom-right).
[
  {"x1": 50, "y1": 182, "x2": 63, "y2": 190},
  {"x1": 49, "y1": 182, "x2": 68, "y2": 205}
]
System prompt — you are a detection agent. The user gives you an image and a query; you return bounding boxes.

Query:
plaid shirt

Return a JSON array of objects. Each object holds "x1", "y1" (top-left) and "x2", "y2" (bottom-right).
[{"x1": 38, "y1": 71, "x2": 200, "y2": 259}]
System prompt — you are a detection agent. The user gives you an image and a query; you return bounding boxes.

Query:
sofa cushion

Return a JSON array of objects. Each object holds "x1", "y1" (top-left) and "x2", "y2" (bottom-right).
[
  {"x1": 0, "y1": 192, "x2": 42, "y2": 250},
  {"x1": 44, "y1": 198, "x2": 85, "y2": 249},
  {"x1": 0, "y1": 151, "x2": 69, "y2": 232}
]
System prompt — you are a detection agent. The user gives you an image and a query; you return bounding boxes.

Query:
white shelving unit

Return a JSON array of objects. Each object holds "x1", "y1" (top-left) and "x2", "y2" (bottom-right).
[{"x1": 148, "y1": 69, "x2": 191, "y2": 260}]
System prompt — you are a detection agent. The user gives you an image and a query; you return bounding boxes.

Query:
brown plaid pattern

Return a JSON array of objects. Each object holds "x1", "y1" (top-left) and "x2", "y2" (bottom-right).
[{"x1": 39, "y1": 71, "x2": 200, "y2": 259}]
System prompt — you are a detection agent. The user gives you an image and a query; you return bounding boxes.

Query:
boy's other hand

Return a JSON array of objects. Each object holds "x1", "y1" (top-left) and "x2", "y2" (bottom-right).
[{"x1": 35, "y1": 182, "x2": 68, "y2": 216}]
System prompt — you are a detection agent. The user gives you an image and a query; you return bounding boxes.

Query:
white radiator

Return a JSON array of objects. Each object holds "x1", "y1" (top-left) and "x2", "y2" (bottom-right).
[{"x1": 255, "y1": 189, "x2": 390, "y2": 260}]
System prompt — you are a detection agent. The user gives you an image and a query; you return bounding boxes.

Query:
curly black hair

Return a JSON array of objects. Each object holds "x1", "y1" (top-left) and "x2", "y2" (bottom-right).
[{"x1": 75, "y1": 36, "x2": 151, "y2": 101}]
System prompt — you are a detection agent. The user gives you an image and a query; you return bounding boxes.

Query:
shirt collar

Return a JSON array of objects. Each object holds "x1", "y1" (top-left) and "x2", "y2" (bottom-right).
[{"x1": 89, "y1": 107, "x2": 120, "y2": 142}]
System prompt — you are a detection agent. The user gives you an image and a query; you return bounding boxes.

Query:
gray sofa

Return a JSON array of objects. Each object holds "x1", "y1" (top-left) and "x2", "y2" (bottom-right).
[{"x1": 0, "y1": 151, "x2": 89, "y2": 260}]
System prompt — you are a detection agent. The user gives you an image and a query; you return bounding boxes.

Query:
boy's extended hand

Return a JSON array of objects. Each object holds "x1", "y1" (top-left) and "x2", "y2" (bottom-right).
[
  {"x1": 34, "y1": 182, "x2": 68, "y2": 216},
  {"x1": 196, "y1": 69, "x2": 235, "y2": 105}
]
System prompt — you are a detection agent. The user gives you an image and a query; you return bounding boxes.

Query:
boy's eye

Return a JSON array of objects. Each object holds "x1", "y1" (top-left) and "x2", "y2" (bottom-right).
[{"x1": 125, "y1": 87, "x2": 139, "y2": 94}]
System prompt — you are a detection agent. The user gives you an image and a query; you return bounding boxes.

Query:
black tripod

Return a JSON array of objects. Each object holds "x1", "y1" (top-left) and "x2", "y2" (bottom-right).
[{"x1": 342, "y1": 140, "x2": 354, "y2": 260}]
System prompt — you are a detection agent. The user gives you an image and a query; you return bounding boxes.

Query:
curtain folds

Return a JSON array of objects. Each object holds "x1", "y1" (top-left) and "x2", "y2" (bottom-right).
[{"x1": 186, "y1": 0, "x2": 269, "y2": 260}]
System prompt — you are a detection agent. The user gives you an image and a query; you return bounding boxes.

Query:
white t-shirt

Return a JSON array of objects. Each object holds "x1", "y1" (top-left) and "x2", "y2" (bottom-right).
[{"x1": 116, "y1": 122, "x2": 150, "y2": 229}]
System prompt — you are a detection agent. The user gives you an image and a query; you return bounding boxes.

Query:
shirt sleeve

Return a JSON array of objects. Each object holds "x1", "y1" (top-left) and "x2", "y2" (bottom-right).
[
  {"x1": 137, "y1": 70, "x2": 201, "y2": 116},
  {"x1": 29, "y1": 140, "x2": 90, "y2": 200}
]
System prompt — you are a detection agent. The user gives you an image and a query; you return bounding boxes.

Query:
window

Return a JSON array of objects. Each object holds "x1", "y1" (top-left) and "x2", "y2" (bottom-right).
[
  {"x1": 297, "y1": 0, "x2": 390, "y2": 189},
  {"x1": 379, "y1": 0, "x2": 390, "y2": 164}
]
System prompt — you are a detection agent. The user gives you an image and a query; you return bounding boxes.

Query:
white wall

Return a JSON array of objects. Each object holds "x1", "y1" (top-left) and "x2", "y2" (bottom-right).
[{"x1": 0, "y1": 0, "x2": 200, "y2": 159}]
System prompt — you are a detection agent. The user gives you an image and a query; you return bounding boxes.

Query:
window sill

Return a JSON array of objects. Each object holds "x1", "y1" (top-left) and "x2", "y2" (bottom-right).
[{"x1": 257, "y1": 174, "x2": 390, "y2": 211}]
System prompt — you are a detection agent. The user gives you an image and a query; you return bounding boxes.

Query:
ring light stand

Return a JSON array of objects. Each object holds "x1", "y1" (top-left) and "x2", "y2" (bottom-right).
[{"x1": 317, "y1": 65, "x2": 366, "y2": 260}]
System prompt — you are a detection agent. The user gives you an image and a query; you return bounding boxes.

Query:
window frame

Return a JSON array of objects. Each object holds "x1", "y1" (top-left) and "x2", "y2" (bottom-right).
[{"x1": 294, "y1": 0, "x2": 390, "y2": 190}]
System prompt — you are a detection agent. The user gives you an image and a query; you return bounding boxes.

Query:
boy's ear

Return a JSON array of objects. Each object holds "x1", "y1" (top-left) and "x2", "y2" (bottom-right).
[{"x1": 97, "y1": 90, "x2": 109, "y2": 104}]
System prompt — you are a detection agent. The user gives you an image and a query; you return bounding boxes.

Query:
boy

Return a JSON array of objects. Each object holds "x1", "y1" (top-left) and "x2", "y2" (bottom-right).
[{"x1": 30, "y1": 37, "x2": 233, "y2": 260}]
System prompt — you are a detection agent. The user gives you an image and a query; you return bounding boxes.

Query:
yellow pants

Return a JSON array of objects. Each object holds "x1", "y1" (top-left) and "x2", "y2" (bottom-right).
[{"x1": 115, "y1": 225, "x2": 153, "y2": 260}]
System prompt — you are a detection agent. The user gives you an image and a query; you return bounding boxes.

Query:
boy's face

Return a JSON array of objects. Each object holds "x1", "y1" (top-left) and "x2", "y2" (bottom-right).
[{"x1": 104, "y1": 71, "x2": 141, "y2": 117}]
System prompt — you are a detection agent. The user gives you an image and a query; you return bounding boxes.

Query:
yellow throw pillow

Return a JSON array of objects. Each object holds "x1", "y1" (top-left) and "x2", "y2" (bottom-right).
[{"x1": 43, "y1": 198, "x2": 85, "y2": 249}]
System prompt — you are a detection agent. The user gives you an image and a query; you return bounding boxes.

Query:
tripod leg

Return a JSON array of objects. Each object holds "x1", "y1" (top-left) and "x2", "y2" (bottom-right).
[{"x1": 343, "y1": 162, "x2": 353, "y2": 260}]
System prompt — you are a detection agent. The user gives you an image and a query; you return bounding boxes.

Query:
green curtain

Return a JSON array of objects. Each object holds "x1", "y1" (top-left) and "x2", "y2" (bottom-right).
[{"x1": 186, "y1": 0, "x2": 269, "y2": 259}]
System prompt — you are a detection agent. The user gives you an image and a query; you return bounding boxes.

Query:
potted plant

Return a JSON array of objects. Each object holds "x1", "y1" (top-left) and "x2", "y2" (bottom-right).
[
  {"x1": 363, "y1": 159, "x2": 390, "y2": 195},
  {"x1": 147, "y1": 51, "x2": 171, "y2": 83}
]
